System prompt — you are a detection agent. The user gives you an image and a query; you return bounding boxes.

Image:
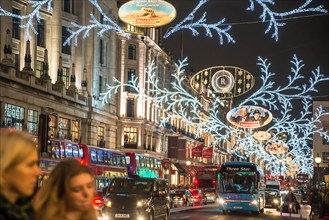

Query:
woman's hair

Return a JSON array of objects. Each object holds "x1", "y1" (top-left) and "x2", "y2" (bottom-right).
[
  {"x1": 0, "y1": 129, "x2": 37, "y2": 189},
  {"x1": 34, "y1": 159, "x2": 96, "y2": 220}
]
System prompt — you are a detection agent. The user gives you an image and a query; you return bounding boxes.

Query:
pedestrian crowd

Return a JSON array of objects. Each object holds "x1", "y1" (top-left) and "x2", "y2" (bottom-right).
[
  {"x1": 0, "y1": 128, "x2": 98, "y2": 220},
  {"x1": 308, "y1": 186, "x2": 329, "y2": 219}
]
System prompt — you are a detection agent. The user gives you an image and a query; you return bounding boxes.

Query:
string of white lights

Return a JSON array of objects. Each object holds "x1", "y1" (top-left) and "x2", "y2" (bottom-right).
[
  {"x1": 0, "y1": 0, "x2": 52, "y2": 40},
  {"x1": 100, "y1": 54, "x2": 329, "y2": 176},
  {"x1": 247, "y1": 0, "x2": 327, "y2": 41},
  {"x1": 163, "y1": 0, "x2": 235, "y2": 45}
]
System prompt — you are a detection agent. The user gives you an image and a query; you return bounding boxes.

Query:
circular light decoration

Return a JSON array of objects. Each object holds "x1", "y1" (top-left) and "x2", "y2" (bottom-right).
[
  {"x1": 226, "y1": 105, "x2": 273, "y2": 128},
  {"x1": 253, "y1": 131, "x2": 271, "y2": 141},
  {"x1": 118, "y1": 0, "x2": 176, "y2": 28},
  {"x1": 190, "y1": 66, "x2": 255, "y2": 99},
  {"x1": 211, "y1": 70, "x2": 235, "y2": 93},
  {"x1": 265, "y1": 142, "x2": 289, "y2": 155}
]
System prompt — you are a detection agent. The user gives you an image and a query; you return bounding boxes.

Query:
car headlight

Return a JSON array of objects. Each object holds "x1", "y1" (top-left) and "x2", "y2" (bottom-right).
[
  {"x1": 219, "y1": 198, "x2": 225, "y2": 204},
  {"x1": 137, "y1": 199, "x2": 148, "y2": 208},
  {"x1": 251, "y1": 200, "x2": 258, "y2": 205},
  {"x1": 104, "y1": 199, "x2": 112, "y2": 208},
  {"x1": 273, "y1": 199, "x2": 279, "y2": 204}
]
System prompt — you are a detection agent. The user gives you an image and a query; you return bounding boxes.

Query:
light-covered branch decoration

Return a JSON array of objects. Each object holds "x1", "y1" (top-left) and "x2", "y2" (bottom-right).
[
  {"x1": 101, "y1": 54, "x2": 328, "y2": 176},
  {"x1": 64, "y1": 0, "x2": 130, "y2": 46},
  {"x1": 0, "y1": 0, "x2": 52, "y2": 40},
  {"x1": 247, "y1": 0, "x2": 327, "y2": 41},
  {"x1": 163, "y1": 0, "x2": 235, "y2": 45}
]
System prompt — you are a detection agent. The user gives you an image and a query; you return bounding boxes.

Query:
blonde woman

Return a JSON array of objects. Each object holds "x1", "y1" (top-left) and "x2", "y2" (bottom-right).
[
  {"x1": 0, "y1": 129, "x2": 41, "y2": 220},
  {"x1": 34, "y1": 159, "x2": 97, "y2": 220}
]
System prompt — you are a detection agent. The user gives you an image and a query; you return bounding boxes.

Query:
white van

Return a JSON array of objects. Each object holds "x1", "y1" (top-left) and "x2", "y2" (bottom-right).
[{"x1": 265, "y1": 181, "x2": 280, "y2": 190}]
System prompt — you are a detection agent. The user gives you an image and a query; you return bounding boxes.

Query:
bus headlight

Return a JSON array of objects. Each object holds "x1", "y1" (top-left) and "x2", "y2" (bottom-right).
[
  {"x1": 250, "y1": 200, "x2": 258, "y2": 205},
  {"x1": 219, "y1": 198, "x2": 225, "y2": 204},
  {"x1": 273, "y1": 199, "x2": 279, "y2": 204}
]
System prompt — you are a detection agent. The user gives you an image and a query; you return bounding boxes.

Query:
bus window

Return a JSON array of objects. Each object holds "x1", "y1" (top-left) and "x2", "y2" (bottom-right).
[
  {"x1": 140, "y1": 156, "x2": 145, "y2": 167},
  {"x1": 119, "y1": 156, "x2": 125, "y2": 167},
  {"x1": 104, "y1": 151, "x2": 108, "y2": 164},
  {"x1": 108, "y1": 152, "x2": 113, "y2": 166},
  {"x1": 150, "y1": 158, "x2": 155, "y2": 168},
  {"x1": 98, "y1": 150, "x2": 104, "y2": 163},
  {"x1": 113, "y1": 155, "x2": 118, "y2": 166},
  {"x1": 60, "y1": 143, "x2": 65, "y2": 159},
  {"x1": 91, "y1": 149, "x2": 97, "y2": 163},
  {"x1": 79, "y1": 147, "x2": 84, "y2": 158},
  {"x1": 72, "y1": 145, "x2": 79, "y2": 158},
  {"x1": 49, "y1": 140, "x2": 60, "y2": 159},
  {"x1": 136, "y1": 155, "x2": 140, "y2": 167},
  {"x1": 157, "y1": 159, "x2": 161, "y2": 169},
  {"x1": 126, "y1": 156, "x2": 131, "y2": 165},
  {"x1": 65, "y1": 144, "x2": 73, "y2": 158}
]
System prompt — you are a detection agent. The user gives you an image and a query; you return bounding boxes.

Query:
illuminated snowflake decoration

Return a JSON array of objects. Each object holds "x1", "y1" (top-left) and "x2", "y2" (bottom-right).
[
  {"x1": 101, "y1": 54, "x2": 329, "y2": 177},
  {"x1": 247, "y1": 0, "x2": 327, "y2": 41},
  {"x1": 64, "y1": 0, "x2": 130, "y2": 46},
  {"x1": 163, "y1": 0, "x2": 235, "y2": 45},
  {"x1": 0, "y1": 0, "x2": 53, "y2": 40}
]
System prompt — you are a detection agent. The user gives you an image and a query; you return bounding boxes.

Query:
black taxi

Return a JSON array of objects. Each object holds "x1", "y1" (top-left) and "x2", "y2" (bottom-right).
[{"x1": 103, "y1": 176, "x2": 170, "y2": 220}]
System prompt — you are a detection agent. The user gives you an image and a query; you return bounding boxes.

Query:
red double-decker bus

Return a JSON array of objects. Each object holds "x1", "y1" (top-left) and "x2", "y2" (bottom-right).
[
  {"x1": 125, "y1": 152, "x2": 163, "y2": 178},
  {"x1": 295, "y1": 173, "x2": 310, "y2": 187},
  {"x1": 193, "y1": 165, "x2": 221, "y2": 189},
  {"x1": 79, "y1": 144, "x2": 127, "y2": 191},
  {"x1": 39, "y1": 138, "x2": 81, "y2": 186}
]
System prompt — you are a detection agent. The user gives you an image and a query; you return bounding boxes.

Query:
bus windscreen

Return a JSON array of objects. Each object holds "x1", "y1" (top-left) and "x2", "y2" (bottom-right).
[{"x1": 221, "y1": 171, "x2": 257, "y2": 194}]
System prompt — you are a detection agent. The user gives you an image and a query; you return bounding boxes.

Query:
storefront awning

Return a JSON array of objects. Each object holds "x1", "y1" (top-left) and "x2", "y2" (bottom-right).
[{"x1": 173, "y1": 163, "x2": 187, "y2": 174}]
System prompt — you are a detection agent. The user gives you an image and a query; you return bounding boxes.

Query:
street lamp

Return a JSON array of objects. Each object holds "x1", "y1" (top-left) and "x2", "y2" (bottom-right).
[
  {"x1": 315, "y1": 153, "x2": 322, "y2": 189},
  {"x1": 186, "y1": 160, "x2": 191, "y2": 185}
]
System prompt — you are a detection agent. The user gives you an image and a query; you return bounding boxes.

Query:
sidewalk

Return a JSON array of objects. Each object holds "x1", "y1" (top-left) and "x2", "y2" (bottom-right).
[{"x1": 280, "y1": 204, "x2": 311, "y2": 219}]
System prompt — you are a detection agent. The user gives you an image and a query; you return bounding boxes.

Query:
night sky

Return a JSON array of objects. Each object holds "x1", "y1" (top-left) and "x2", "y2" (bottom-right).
[{"x1": 162, "y1": 0, "x2": 329, "y2": 99}]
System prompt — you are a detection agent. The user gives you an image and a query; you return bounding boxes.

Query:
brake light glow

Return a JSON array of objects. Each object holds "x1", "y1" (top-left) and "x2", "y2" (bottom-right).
[
  {"x1": 93, "y1": 197, "x2": 103, "y2": 206},
  {"x1": 194, "y1": 179, "x2": 198, "y2": 185},
  {"x1": 212, "y1": 179, "x2": 216, "y2": 184},
  {"x1": 80, "y1": 158, "x2": 87, "y2": 164}
]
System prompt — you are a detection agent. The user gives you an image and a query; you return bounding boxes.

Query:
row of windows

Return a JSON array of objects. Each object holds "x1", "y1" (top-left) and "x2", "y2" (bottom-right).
[
  {"x1": 48, "y1": 115, "x2": 80, "y2": 141},
  {"x1": 90, "y1": 148, "x2": 126, "y2": 167},
  {"x1": 45, "y1": 140, "x2": 81, "y2": 159},
  {"x1": 133, "y1": 155, "x2": 161, "y2": 169},
  {"x1": 3, "y1": 103, "x2": 38, "y2": 135}
]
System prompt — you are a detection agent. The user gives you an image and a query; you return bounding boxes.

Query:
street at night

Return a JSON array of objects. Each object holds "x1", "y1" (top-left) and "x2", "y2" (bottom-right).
[
  {"x1": 169, "y1": 203, "x2": 311, "y2": 220},
  {"x1": 0, "y1": 0, "x2": 328, "y2": 220}
]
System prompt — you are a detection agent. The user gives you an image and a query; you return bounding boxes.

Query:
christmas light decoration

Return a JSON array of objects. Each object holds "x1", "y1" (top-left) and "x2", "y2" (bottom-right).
[
  {"x1": 163, "y1": 0, "x2": 235, "y2": 45},
  {"x1": 64, "y1": 0, "x2": 130, "y2": 46},
  {"x1": 247, "y1": 0, "x2": 327, "y2": 41},
  {"x1": 0, "y1": 0, "x2": 53, "y2": 40},
  {"x1": 100, "y1": 55, "x2": 329, "y2": 176}
]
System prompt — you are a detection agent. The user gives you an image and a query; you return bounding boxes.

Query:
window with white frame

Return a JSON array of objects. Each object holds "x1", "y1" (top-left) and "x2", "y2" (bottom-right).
[
  {"x1": 62, "y1": 26, "x2": 71, "y2": 55},
  {"x1": 4, "y1": 104, "x2": 24, "y2": 130},
  {"x1": 97, "y1": 126, "x2": 105, "y2": 148},
  {"x1": 124, "y1": 127, "x2": 138, "y2": 144},
  {"x1": 63, "y1": 0, "x2": 74, "y2": 14},
  {"x1": 128, "y1": 44, "x2": 136, "y2": 60},
  {"x1": 71, "y1": 119, "x2": 80, "y2": 142},
  {"x1": 37, "y1": 19, "x2": 45, "y2": 47},
  {"x1": 58, "y1": 117, "x2": 69, "y2": 139},
  {"x1": 62, "y1": 67, "x2": 70, "y2": 88},
  {"x1": 35, "y1": 60, "x2": 43, "y2": 78},
  {"x1": 27, "y1": 110, "x2": 38, "y2": 135},
  {"x1": 12, "y1": 8, "x2": 20, "y2": 40}
]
